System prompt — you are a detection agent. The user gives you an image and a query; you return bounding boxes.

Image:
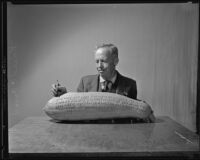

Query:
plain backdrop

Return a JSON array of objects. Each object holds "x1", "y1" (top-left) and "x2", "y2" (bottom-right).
[{"x1": 7, "y1": 3, "x2": 198, "y2": 132}]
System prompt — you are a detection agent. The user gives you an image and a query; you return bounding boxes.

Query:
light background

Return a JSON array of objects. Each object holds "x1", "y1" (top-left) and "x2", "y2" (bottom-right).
[{"x1": 7, "y1": 3, "x2": 198, "y2": 132}]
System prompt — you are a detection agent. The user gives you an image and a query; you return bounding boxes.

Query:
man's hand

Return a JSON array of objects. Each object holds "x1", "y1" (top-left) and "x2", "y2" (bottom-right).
[
  {"x1": 139, "y1": 100, "x2": 156, "y2": 123},
  {"x1": 143, "y1": 112, "x2": 156, "y2": 123},
  {"x1": 51, "y1": 83, "x2": 67, "y2": 97}
]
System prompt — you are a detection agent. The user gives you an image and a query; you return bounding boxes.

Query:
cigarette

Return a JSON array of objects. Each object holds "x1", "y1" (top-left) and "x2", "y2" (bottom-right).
[{"x1": 57, "y1": 80, "x2": 60, "y2": 86}]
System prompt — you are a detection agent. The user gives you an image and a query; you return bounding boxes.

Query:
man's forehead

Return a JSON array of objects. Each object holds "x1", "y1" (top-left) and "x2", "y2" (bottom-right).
[{"x1": 95, "y1": 48, "x2": 111, "y2": 56}]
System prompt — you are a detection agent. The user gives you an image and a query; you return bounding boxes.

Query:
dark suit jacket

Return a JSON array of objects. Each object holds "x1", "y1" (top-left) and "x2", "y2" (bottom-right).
[{"x1": 77, "y1": 71, "x2": 137, "y2": 99}]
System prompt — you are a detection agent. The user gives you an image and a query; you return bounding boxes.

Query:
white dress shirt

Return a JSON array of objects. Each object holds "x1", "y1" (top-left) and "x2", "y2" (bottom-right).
[{"x1": 99, "y1": 73, "x2": 117, "y2": 91}]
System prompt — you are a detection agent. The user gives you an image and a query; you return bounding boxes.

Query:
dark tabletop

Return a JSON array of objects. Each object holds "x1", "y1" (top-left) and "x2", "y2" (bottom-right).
[{"x1": 9, "y1": 116, "x2": 199, "y2": 153}]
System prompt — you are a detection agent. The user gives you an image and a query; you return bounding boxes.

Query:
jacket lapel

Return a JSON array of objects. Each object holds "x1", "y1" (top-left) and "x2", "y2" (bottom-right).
[
  {"x1": 115, "y1": 71, "x2": 128, "y2": 96},
  {"x1": 90, "y1": 74, "x2": 99, "y2": 92}
]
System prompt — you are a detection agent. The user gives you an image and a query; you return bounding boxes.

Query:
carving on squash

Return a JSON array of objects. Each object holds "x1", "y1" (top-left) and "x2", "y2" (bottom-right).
[{"x1": 43, "y1": 92, "x2": 155, "y2": 122}]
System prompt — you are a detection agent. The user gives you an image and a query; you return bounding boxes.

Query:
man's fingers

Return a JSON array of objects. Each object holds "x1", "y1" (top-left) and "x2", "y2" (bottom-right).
[
  {"x1": 144, "y1": 118, "x2": 150, "y2": 123},
  {"x1": 143, "y1": 113, "x2": 156, "y2": 123},
  {"x1": 51, "y1": 87, "x2": 57, "y2": 93},
  {"x1": 51, "y1": 84, "x2": 60, "y2": 93},
  {"x1": 51, "y1": 84, "x2": 67, "y2": 97},
  {"x1": 149, "y1": 113, "x2": 156, "y2": 123},
  {"x1": 52, "y1": 84, "x2": 65, "y2": 91},
  {"x1": 52, "y1": 84, "x2": 57, "y2": 90},
  {"x1": 51, "y1": 91, "x2": 56, "y2": 97},
  {"x1": 51, "y1": 89, "x2": 57, "y2": 96}
]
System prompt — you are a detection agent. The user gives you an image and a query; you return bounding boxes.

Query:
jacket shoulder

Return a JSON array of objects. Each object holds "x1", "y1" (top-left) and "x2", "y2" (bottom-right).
[
  {"x1": 118, "y1": 73, "x2": 136, "y2": 84},
  {"x1": 81, "y1": 74, "x2": 98, "y2": 82}
]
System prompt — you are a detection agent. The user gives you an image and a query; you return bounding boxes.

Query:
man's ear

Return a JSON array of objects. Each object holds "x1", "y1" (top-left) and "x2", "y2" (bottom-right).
[{"x1": 114, "y1": 57, "x2": 119, "y2": 66}]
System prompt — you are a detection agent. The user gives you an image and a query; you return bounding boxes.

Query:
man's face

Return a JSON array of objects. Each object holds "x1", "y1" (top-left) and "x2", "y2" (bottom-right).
[{"x1": 95, "y1": 48, "x2": 117, "y2": 79}]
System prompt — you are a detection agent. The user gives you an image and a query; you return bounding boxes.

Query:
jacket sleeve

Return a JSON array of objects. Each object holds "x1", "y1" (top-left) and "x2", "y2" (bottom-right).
[
  {"x1": 130, "y1": 80, "x2": 137, "y2": 100},
  {"x1": 77, "y1": 77, "x2": 84, "y2": 92}
]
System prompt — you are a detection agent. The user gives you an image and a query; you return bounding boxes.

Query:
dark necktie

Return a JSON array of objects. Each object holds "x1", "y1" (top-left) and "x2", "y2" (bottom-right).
[{"x1": 102, "y1": 80, "x2": 112, "y2": 92}]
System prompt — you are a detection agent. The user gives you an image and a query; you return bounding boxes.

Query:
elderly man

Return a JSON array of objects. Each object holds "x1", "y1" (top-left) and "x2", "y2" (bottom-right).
[
  {"x1": 52, "y1": 44, "x2": 137, "y2": 99},
  {"x1": 51, "y1": 43, "x2": 155, "y2": 123}
]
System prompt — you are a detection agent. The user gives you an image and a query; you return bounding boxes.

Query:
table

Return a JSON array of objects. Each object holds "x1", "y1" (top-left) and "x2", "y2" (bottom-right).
[{"x1": 9, "y1": 116, "x2": 199, "y2": 154}]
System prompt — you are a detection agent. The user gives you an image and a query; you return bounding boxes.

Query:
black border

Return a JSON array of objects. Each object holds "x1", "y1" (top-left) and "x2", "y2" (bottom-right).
[
  {"x1": 1, "y1": 0, "x2": 8, "y2": 160},
  {"x1": 4, "y1": 0, "x2": 200, "y2": 4},
  {"x1": 196, "y1": 0, "x2": 200, "y2": 136},
  {"x1": 7, "y1": 151, "x2": 200, "y2": 159},
  {"x1": 1, "y1": 0, "x2": 200, "y2": 160}
]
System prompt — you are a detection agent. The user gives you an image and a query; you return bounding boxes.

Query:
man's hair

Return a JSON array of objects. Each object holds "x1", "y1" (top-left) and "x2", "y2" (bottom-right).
[{"x1": 95, "y1": 43, "x2": 118, "y2": 58}]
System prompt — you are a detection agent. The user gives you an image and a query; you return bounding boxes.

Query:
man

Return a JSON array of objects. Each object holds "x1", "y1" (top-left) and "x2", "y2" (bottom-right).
[
  {"x1": 52, "y1": 44, "x2": 137, "y2": 99},
  {"x1": 51, "y1": 44, "x2": 155, "y2": 122}
]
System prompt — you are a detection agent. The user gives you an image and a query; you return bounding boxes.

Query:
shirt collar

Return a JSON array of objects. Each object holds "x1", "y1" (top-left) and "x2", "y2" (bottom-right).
[{"x1": 99, "y1": 72, "x2": 117, "y2": 84}]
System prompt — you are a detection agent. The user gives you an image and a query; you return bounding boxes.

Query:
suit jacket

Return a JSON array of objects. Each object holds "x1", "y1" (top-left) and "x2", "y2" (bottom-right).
[{"x1": 77, "y1": 71, "x2": 137, "y2": 99}]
